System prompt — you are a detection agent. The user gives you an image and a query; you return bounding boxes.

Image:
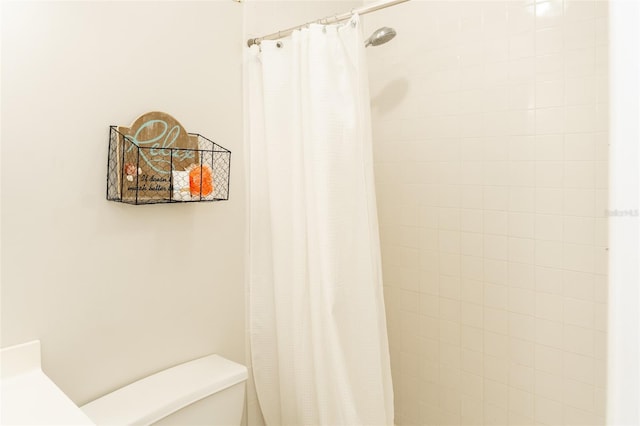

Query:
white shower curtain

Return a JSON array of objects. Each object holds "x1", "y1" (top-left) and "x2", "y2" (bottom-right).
[{"x1": 246, "y1": 15, "x2": 394, "y2": 426}]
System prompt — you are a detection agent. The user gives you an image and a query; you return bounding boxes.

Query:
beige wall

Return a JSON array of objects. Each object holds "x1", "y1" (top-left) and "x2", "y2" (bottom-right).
[
  {"x1": 365, "y1": 1, "x2": 609, "y2": 425},
  {"x1": 1, "y1": 0, "x2": 245, "y2": 406}
]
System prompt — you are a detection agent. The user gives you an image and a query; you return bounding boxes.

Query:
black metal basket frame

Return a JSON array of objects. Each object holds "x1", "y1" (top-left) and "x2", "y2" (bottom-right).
[{"x1": 106, "y1": 125, "x2": 231, "y2": 205}]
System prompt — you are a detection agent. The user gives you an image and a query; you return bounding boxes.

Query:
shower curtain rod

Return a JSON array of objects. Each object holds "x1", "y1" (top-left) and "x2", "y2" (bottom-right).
[{"x1": 246, "y1": 0, "x2": 410, "y2": 47}]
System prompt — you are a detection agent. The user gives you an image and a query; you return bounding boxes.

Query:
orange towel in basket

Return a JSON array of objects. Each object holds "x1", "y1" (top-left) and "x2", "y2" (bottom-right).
[{"x1": 189, "y1": 165, "x2": 214, "y2": 197}]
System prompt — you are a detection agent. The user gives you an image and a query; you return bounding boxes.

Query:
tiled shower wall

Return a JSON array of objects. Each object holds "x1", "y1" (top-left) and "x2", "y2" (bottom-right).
[{"x1": 365, "y1": 1, "x2": 609, "y2": 424}]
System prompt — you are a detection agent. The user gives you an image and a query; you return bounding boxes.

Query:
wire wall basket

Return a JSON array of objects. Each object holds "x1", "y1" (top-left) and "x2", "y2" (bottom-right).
[{"x1": 106, "y1": 126, "x2": 231, "y2": 205}]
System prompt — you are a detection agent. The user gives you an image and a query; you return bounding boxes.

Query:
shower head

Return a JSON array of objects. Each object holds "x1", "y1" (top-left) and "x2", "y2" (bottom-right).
[{"x1": 365, "y1": 27, "x2": 397, "y2": 47}]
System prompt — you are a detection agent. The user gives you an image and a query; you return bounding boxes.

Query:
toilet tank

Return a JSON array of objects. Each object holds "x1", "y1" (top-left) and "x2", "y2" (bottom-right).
[{"x1": 81, "y1": 354, "x2": 247, "y2": 426}]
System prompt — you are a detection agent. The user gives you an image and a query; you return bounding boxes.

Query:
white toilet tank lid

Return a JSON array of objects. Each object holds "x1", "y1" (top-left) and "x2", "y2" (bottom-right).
[{"x1": 81, "y1": 354, "x2": 247, "y2": 426}]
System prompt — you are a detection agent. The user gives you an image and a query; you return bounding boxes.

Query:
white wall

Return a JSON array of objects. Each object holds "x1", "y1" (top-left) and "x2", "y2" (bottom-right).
[
  {"x1": 1, "y1": 0, "x2": 245, "y2": 406},
  {"x1": 365, "y1": 1, "x2": 609, "y2": 425}
]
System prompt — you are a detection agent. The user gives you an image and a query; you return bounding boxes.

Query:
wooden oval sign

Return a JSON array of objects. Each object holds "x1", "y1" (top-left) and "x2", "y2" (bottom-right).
[{"x1": 116, "y1": 111, "x2": 200, "y2": 202}]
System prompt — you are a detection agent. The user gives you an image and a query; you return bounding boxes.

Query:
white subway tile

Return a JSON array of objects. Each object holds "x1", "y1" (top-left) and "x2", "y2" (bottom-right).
[
  {"x1": 563, "y1": 216, "x2": 595, "y2": 245},
  {"x1": 509, "y1": 57, "x2": 536, "y2": 83},
  {"x1": 510, "y1": 161, "x2": 536, "y2": 186},
  {"x1": 535, "y1": 214, "x2": 564, "y2": 241},
  {"x1": 461, "y1": 371, "x2": 484, "y2": 400},
  {"x1": 485, "y1": 307, "x2": 510, "y2": 335},
  {"x1": 460, "y1": 186, "x2": 484, "y2": 208},
  {"x1": 439, "y1": 274, "x2": 461, "y2": 302},
  {"x1": 534, "y1": 396, "x2": 563, "y2": 425},
  {"x1": 461, "y1": 301, "x2": 484, "y2": 327},
  {"x1": 564, "y1": 0, "x2": 596, "y2": 21},
  {"x1": 484, "y1": 330, "x2": 509, "y2": 359},
  {"x1": 535, "y1": 161, "x2": 564, "y2": 188},
  {"x1": 565, "y1": 76, "x2": 597, "y2": 105},
  {"x1": 420, "y1": 315, "x2": 440, "y2": 341},
  {"x1": 536, "y1": 292, "x2": 564, "y2": 322},
  {"x1": 565, "y1": 133, "x2": 596, "y2": 161},
  {"x1": 508, "y1": 109, "x2": 536, "y2": 135},
  {"x1": 564, "y1": 18, "x2": 596, "y2": 50},
  {"x1": 439, "y1": 230, "x2": 461, "y2": 254},
  {"x1": 509, "y1": 83, "x2": 537, "y2": 110},
  {"x1": 485, "y1": 379, "x2": 509, "y2": 408},
  {"x1": 420, "y1": 268, "x2": 440, "y2": 295},
  {"x1": 462, "y1": 256, "x2": 484, "y2": 281},
  {"x1": 563, "y1": 406, "x2": 603, "y2": 426},
  {"x1": 462, "y1": 325, "x2": 484, "y2": 352},
  {"x1": 508, "y1": 3, "x2": 535, "y2": 35},
  {"x1": 508, "y1": 387, "x2": 535, "y2": 419},
  {"x1": 461, "y1": 138, "x2": 485, "y2": 161},
  {"x1": 535, "y1": 134, "x2": 564, "y2": 161},
  {"x1": 462, "y1": 348, "x2": 484, "y2": 376},
  {"x1": 594, "y1": 302, "x2": 606, "y2": 332},
  {"x1": 461, "y1": 209, "x2": 484, "y2": 233},
  {"x1": 565, "y1": 105, "x2": 597, "y2": 133},
  {"x1": 508, "y1": 262, "x2": 535, "y2": 289},
  {"x1": 484, "y1": 210, "x2": 508, "y2": 235},
  {"x1": 440, "y1": 252, "x2": 462, "y2": 276},
  {"x1": 535, "y1": 370, "x2": 564, "y2": 401},
  {"x1": 563, "y1": 297, "x2": 595, "y2": 329},
  {"x1": 565, "y1": 48, "x2": 597, "y2": 78},
  {"x1": 564, "y1": 161, "x2": 596, "y2": 188},
  {"x1": 535, "y1": 0, "x2": 564, "y2": 29},
  {"x1": 536, "y1": 53, "x2": 565, "y2": 81},
  {"x1": 440, "y1": 296, "x2": 462, "y2": 321},
  {"x1": 593, "y1": 330, "x2": 606, "y2": 360},
  {"x1": 509, "y1": 363, "x2": 535, "y2": 394},
  {"x1": 484, "y1": 62, "x2": 510, "y2": 87},
  {"x1": 535, "y1": 188, "x2": 564, "y2": 215},
  {"x1": 484, "y1": 186, "x2": 510, "y2": 210},
  {"x1": 537, "y1": 266, "x2": 565, "y2": 295},
  {"x1": 508, "y1": 212, "x2": 535, "y2": 238},
  {"x1": 535, "y1": 240, "x2": 564, "y2": 269},
  {"x1": 509, "y1": 337, "x2": 536, "y2": 367},
  {"x1": 440, "y1": 341, "x2": 462, "y2": 368},
  {"x1": 484, "y1": 137, "x2": 511, "y2": 161},
  {"x1": 535, "y1": 318, "x2": 564, "y2": 348},
  {"x1": 509, "y1": 187, "x2": 536, "y2": 212},
  {"x1": 563, "y1": 243, "x2": 595, "y2": 273},
  {"x1": 484, "y1": 353, "x2": 509, "y2": 383},
  {"x1": 535, "y1": 344, "x2": 564, "y2": 375},
  {"x1": 485, "y1": 282, "x2": 509, "y2": 309},
  {"x1": 461, "y1": 395, "x2": 484, "y2": 425},
  {"x1": 563, "y1": 324, "x2": 595, "y2": 356},
  {"x1": 484, "y1": 38, "x2": 510, "y2": 63},
  {"x1": 485, "y1": 259, "x2": 508, "y2": 285},
  {"x1": 509, "y1": 136, "x2": 536, "y2": 160},
  {"x1": 536, "y1": 80, "x2": 565, "y2": 108},
  {"x1": 510, "y1": 32, "x2": 536, "y2": 59},
  {"x1": 420, "y1": 293, "x2": 439, "y2": 316},
  {"x1": 484, "y1": 161, "x2": 510, "y2": 185},
  {"x1": 563, "y1": 351, "x2": 595, "y2": 384},
  {"x1": 509, "y1": 287, "x2": 537, "y2": 315},
  {"x1": 509, "y1": 312, "x2": 536, "y2": 342},
  {"x1": 460, "y1": 161, "x2": 484, "y2": 184},
  {"x1": 563, "y1": 188, "x2": 595, "y2": 216},
  {"x1": 562, "y1": 378, "x2": 595, "y2": 412},
  {"x1": 535, "y1": 107, "x2": 565, "y2": 134},
  {"x1": 596, "y1": 16, "x2": 609, "y2": 46},
  {"x1": 536, "y1": 27, "x2": 564, "y2": 56},
  {"x1": 461, "y1": 232, "x2": 484, "y2": 257}
]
